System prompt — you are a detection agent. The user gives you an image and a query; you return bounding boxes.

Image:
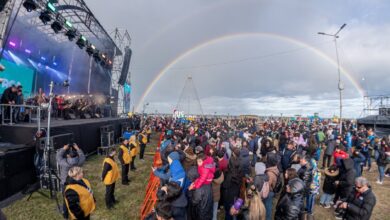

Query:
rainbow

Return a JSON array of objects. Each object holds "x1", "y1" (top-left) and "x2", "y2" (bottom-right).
[{"x1": 135, "y1": 32, "x2": 366, "y2": 112}]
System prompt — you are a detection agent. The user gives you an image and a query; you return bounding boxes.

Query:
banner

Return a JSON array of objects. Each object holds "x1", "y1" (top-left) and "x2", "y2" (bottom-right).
[{"x1": 0, "y1": 60, "x2": 35, "y2": 98}]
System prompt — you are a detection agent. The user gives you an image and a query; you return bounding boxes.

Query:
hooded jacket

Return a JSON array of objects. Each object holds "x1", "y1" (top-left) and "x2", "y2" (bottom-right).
[
  {"x1": 193, "y1": 156, "x2": 216, "y2": 189},
  {"x1": 297, "y1": 161, "x2": 313, "y2": 195},
  {"x1": 275, "y1": 178, "x2": 304, "y2": 220},
  {"x1": 239, "y1": 147, "x2": 251, "y2": 175},
  {"x1": 154, "y1": 152, "x2": 186, "y2": 187},
  {"x1": 338, "y1": 158, "x2": 356, "y2": 199}
]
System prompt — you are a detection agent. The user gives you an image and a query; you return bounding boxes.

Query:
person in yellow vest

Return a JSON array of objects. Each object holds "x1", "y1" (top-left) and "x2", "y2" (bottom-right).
[
  {"x1": 138, "y1": 130, "x2": 148, "y2": 160},
  {"x1": 129, "y1": 135, "x2": 138, "y2": 170},
  {"x1": 101, "y1": 148, "x2": 119, "y2": 209},
  {"x1": 118, "y1": 138, "x2": 131, "y2": 185},
  {"x1": 146, "y1": 126, "x2": 152, "y2": 143},
  {"x1": 64, "y1": 166, "x2": 95, "y2": 220}
]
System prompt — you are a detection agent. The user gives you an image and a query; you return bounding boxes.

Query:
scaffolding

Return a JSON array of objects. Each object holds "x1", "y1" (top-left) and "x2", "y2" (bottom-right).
[
  {"x1": 362, "y1": 95, "x2": 390, "y2": 116},
  {"x1": 110, "y1": 28, "x2": 131, "y2": 115},
  {"x1": 176, "y1": 76, "x2": 204, "y2": 116}
]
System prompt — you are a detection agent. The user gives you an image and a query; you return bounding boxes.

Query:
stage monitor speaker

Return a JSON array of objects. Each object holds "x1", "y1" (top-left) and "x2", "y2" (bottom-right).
[
  {"x1": 118, "y1": 47, "x2": 132, "y2": 86},
  {"x1": 81, "y1": 113, "x2": 91, "y2": 119}
]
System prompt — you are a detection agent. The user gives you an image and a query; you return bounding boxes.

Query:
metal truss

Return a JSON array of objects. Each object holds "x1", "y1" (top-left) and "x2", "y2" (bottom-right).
[
  {"x1": 363, "y1": 95, "x2": 390, "y2": 116},
  {"x1": 110, "y1": 28, "x2": 131, "y2": 115},
  {"x1": 16, "y1": 0, "x2": 120, "y2": 57}
]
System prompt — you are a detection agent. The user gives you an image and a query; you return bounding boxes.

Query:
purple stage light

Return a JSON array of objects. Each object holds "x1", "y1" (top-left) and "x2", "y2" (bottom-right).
[
  {"x1": 25, "y1": 49, "x2": 31, "y2": 54},
  {"x1": 9, "y1": 41, "x2": 16, "y2": 47}
]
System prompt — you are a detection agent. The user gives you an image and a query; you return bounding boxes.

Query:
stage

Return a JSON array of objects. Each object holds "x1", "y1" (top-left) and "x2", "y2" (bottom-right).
[{"x1": 0, "y1": 117, "x2": 138, "y2": 154}]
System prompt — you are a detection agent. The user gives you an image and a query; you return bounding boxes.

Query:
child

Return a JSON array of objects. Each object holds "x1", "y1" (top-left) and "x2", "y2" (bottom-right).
[
  {"x1": 102, "y1": 149, "x2": 119, "y2": 209},
  {"x1": 319, "y1": 165, "x2": 339, "y2": 208}
]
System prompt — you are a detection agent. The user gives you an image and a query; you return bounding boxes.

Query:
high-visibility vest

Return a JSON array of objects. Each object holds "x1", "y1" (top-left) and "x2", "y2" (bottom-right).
[
  {"x1": 65, "y1": 178, "x2": 96, "y2": 220},
  {"x1": 140, "y1": 134, "x2": 148, "y2": 144},
  {"x1": 102, "y1": 157, "x2": 119, "y2": 185},
  {"x1": 120, "y1": 145, "x2": 131, "y2": 164},
  {"x1": 129, "y1": 140, "x2": 139, "y2": 156}
]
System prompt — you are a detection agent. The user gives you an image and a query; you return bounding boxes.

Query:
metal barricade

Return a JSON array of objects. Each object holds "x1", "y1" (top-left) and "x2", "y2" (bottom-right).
[{"x1": 0, "y1": 104, "x2": 41, "y2": 129}]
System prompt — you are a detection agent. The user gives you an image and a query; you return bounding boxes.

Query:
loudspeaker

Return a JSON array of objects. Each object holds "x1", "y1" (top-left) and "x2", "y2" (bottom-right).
[{"x1": 118, "y1": 47, "x2": 132, "y2": 86}]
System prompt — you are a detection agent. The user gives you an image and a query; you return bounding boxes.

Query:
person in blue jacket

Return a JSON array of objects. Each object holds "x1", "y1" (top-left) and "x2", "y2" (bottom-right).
[{"x1": 153, "y1": 151, "x2": 186, "y2": 188}]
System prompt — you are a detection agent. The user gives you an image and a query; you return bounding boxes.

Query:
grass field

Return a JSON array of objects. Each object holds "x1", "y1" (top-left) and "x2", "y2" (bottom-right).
[{"x1": 3, "y1": 133, "x2": 390, "y2": 220}]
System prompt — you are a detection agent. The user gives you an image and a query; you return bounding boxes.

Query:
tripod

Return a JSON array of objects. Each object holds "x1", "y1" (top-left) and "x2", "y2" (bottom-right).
[{"x1": 26, "y1": 81, "x2": 62, "y2": 213}]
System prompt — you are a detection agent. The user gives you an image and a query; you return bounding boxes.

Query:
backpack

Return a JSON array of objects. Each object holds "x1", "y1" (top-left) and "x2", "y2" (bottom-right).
[{"x1": 259, "y1": 181, "x2": 270, "y2": 199}]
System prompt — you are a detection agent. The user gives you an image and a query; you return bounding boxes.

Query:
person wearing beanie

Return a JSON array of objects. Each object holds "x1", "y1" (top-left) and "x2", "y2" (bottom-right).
[
  {"x1": 274, "y1": 178, "x2": 305, "y2": 220},
  {"x1": 254, "y1": 162, "x2": 270, "y2": 200}
]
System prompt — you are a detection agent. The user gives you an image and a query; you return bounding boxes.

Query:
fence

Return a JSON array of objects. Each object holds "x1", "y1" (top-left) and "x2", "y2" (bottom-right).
[{"x1": 0, "y1": 104, "x2": 41, "y2": 129}]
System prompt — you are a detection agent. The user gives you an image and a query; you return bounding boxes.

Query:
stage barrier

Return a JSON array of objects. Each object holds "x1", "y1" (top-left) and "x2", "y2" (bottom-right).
[
  {"x1": 0, "y1": 104, "x2": 41, "y2": 128},
  {"x1": 139, "y1": 133, "x2": 164, "y2": 219}
]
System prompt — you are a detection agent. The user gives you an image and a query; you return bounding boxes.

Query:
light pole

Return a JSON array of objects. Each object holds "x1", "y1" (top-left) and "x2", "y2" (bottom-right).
[{"x1": 318, "y1": 23, "x2": 346, "y2": 135}]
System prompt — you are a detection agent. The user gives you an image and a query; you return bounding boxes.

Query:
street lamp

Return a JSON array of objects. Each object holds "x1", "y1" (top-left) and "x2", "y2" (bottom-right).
[{"x1": 318, "y1": 23, "x2": 347, "y2": 135}]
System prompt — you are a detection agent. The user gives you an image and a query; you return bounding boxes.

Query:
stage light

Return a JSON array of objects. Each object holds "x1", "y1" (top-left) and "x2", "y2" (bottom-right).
[
  {"x1": 51, "y1": 20, "x2": 63, "y2": 33},
  {"x1": 9, "y1": 41, "x2": 16, "y2": 47},
  {"x1": 65, "y1": 29, "x2": 77, "y2": 41},
  {"x1": 65, "y1": 20, "x2": 72, "y2": 28},
  {"x1": 93, "y1": 51, "x2": 101, "y2": 62},
  {"x1": 23, "y1": 0, "x2": 37, "y2": 12},
  {"x1": 47, "y1": 2, "x2": 56, "y2": 12},
  {"x1": 41, "y1": 56, "x2": 46, "y2": 61},
  {"x1": 25, "y1": 49, "x2": 31, "y2": 54},
  {"x1": 53, "y1": 62, "x2": 57, "y2": 66},
  {"x1": 76, "y1": 36, "x2": 87, "y2": 49},
  {"x1": 86, "y1": 44, "x2": 96, "y2": 56},
  {"x1": 39, "y1": 10, "x2": 52, "y2": 24}
]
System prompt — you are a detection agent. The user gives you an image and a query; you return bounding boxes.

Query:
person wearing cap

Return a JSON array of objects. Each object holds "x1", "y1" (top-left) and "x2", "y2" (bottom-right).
[
  {"x1": 101, "y1": 149, "x2": 119, "y2": 209},
  {"x1": 57, "y1": 143, "x2": 86, "y2": 219},
  {"x1": 274, "y1": 178, "x2": 305, "y2": 220},
  {"x1": 64, "y1": 166, "x2": 95, "y2": 220}
]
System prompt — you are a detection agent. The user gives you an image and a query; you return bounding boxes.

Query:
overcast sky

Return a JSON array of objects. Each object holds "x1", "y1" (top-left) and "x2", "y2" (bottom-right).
[{"x1": 85, "y1": 0, "x2": 390, "y2": 117}]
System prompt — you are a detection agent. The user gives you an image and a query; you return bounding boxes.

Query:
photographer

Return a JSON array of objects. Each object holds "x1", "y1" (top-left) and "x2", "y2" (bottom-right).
[{"x1": 57, "y1": 143, "x2": 86, "y2": 218}]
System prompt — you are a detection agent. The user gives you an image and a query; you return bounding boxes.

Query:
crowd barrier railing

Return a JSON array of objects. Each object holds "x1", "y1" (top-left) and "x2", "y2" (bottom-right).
[
  {"x1": 0, "y1": 104, "x2": 41, "y2": 129},
  {"x1": 140, "y1": 134, "x2": 163, "y2": 220}
]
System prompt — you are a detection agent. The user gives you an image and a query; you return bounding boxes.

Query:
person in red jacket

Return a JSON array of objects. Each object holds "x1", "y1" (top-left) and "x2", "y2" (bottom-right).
[
  {"x1": 333, "y1": 145, "x2": 349, "y2": 166},
  {"x1": 189, "y1": 152, "x2": 216, "y2": 190}
]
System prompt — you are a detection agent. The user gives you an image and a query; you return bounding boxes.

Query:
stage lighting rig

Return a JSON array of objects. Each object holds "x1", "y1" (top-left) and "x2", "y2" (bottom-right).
[
  {"x1": 39, "y1": 10, "x2": 52, "y2": 24},
  {"x1": 93, "y1": 50, "x2": 101, "y2": 62},
  {"x1": 51, "y1": 20, "x2": 63, "y2": 33},
  {"x1": 23, "y1": 0, "x2": 38, "y2": 12},
  {"x1": 86, "y1": 43, "x2": 96, "y2": 56},
  {"x1": 65, "y1": 29, "x2": 77, "y2": 41},
  {"x1": 76, "y1": 36, "x2": 87, "y2": 49}
]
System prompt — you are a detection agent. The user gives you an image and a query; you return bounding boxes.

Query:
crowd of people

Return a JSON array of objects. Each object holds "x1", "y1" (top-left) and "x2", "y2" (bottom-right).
[{"x1": 143, "y1": 116, "x2": 384, "y2": 220}]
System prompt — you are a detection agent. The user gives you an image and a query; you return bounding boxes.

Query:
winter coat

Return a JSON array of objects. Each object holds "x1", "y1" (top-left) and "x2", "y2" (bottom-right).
[
  {"x1": 56, "y1": 148, "x2": 86, "y2": 185},
  {"x1": 265, "y1": 166, "x2": 279, "y2": 191},
  {"x1": 212, "y1": 172, "x2": 224, "y2": 202},
  {"x1": 254, "y1": 174, "x2": 269, "y2": 195},
  {"x1": 325, "y1": 140, "x2": 336, "y2": 156},
  {"x1": 239, "y1": 148, "x2": 251, "y2": 175},
  {"x1": 343, "y1": 187, "x2": 376, "y2": 220},
  {"x1": 222, "y1": 155, "x2": 242, "y2": 205},
  {"x1": 322, "y1": 169, "x2": 339, "y2": 195},
  {"x1": 297, "y1": 162, "x2": 313, "y2": 195},
  {"x1": 190, "y1": 184, "x2": 213, "y2": 220},
  {"x1": 194, "y1": 156, "x2": 216, "y2": 189},
  {"x1": 376, "y1": 148, "x2": 389, "y2": 167},
  {"x1": 274, "y1": 179, "x2": 304, "y2": 220},
  {"x1": 337, "y1": 158, "x2": 356, "y2": 199},
  {"x1": 333, "y1": 150, "x2": 349, "y2": 165},
  {"x1": 281, "y1": 148, "x2": 296, "y2": 171},
  {"x1": 154, "y1": 160, "x2": 186, "y2": 187},
  {"x1": 182, "y1": 147, "x2": 197, "y2": 171}
]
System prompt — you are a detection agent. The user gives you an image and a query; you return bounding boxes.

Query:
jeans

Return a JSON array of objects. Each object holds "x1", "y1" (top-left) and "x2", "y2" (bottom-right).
[
  {"x1": 378, "y1": 166, "x2": 385, "y2": 182},
  {"x1": 362, "y1": 151, "x2": 371, "y2": 169},
  {"x1": 264, "y1": 191, "x2": 274, "y2": 220},
  {"x1": 213, "y1": 202, "x2": 218, "y2": 220},
  {"x1": 319, "y1": 193, "x2": 334, "y2": 205},
  {"x1": 306, "y1": 193, "x2": 316, "y2": 214}
]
